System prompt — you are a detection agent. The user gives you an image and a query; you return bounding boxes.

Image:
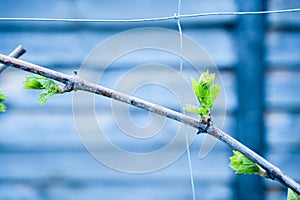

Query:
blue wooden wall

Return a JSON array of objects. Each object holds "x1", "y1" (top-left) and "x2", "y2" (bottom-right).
[{"x1": 0, "y1": 0, "x2": 300, "y2": 199}]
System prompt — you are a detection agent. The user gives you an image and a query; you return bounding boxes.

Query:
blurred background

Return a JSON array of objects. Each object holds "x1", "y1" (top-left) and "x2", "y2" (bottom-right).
[{"x1": 0, "y1": 0, "x2": 300, "y2": 199}]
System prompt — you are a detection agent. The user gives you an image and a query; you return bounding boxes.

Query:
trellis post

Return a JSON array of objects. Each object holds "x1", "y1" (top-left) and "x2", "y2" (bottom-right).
[{"x1": 235, "y1": 1, "x2": 266, "y2": 200}]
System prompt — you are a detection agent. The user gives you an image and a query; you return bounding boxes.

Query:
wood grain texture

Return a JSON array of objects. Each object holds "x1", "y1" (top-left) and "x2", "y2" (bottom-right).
[{"x1": 1, "y1": 0, "x2": 300, "y2": 199}]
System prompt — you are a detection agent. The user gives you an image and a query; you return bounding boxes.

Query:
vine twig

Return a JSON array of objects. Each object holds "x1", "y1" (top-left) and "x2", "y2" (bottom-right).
[
  {"x1": 0, "y1": 45, "x2": 26, "y2": 73},
  {"x1": 0, "y1": 53, "x2": 299, "y2": 195}
]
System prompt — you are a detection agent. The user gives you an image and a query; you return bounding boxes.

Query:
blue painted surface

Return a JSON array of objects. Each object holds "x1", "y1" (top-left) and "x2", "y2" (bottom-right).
[{"x1": 0, "y1": 0, "x2": 300, "y2": 199}]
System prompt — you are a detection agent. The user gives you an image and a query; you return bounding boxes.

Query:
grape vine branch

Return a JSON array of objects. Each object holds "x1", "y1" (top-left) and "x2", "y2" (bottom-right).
[{"x1": 0, "y1": 46, "x2": 300, "y2": 195}]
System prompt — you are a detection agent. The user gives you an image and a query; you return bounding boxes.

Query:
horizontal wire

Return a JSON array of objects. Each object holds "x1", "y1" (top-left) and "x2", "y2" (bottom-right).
[{"x1": 0, "y1": 8, "x2": 299, "y2": 23}]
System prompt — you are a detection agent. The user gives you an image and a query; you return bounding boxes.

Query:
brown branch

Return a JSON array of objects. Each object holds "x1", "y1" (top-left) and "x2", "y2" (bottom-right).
[
  {"x1": 0, "y1": 45, "x2": 26, "y2": 73},
  {"x1": 0, "y1": 53, "x2": 299, "y2": 195}
]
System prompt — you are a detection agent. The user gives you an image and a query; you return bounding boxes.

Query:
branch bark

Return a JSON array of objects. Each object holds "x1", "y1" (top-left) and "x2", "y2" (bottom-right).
[
  {"x1": 0, "y1": 53, "x2": 299, "y2": 195},
  {"x1": 0, "y1": 45, "x2": 26, "y2": 73}
]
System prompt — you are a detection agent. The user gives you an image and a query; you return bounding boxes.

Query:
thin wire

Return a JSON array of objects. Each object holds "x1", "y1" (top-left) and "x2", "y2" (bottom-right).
[
  {"x1": 178, "y1": 18, "x2": 196, "y2": 200},
  {"x1": 178, "y1": 22, "x2": 196, "y2": 200},
  {"x1": 176, "y1": 1, "x2": 196, "y2": 199},
  {"x1": 0, "y1": 8, "x2": 300, "y2": 23}
]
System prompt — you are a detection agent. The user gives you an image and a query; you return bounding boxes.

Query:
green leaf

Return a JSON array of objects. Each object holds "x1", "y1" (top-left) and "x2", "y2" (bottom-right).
[
  {"x1": 0, "y1": 89, "x2": 6, "y2": 102},
  {"x1": 211, "y1": 85, "x2": 221, "y2": 102},
  {"x1": 191, "y1": 78, "x2": 200, "y2": 103},
  {"x1": 0, "y1": 89, "x2": 6, "y2": 112},
  {"x1": 199, "y1": 70, "x2": 214, "y2": 86},
  {"x1": 288, "y1": 188, "x2": 300, "y2": 200},
  {"x1": 23, "y1": 75, "x2": 60, "y2": 91},
  {"x1": 23, "y1": 76, "x2": 43, "y2": 89},
  {"x1": 23, "y1": 75, "x2": 61, "y2": 105},
  {"x1": 38, "y1": 91, "x2": 55, "y2": 105},
  {"x1": 184, "y1": 70, "x2": 221, "y2": 121},
  {"x1": 183, "y1": 104, "x2": 202, "y2": 114},
  {"x1": 0, "y1": 103, "x2": 5, "y2": 112},
  {"x1": 229, "y1": 150, "x2": 264, "y2": 175}
]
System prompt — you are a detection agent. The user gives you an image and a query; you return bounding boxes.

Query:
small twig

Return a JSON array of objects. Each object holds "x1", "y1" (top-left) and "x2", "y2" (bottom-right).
[
  {"x1": 0, "y1": 53, "x2": 299, "y2": 195},
  {"x1": 0, "y1": 45, "x2": 26, "y2": 73}
]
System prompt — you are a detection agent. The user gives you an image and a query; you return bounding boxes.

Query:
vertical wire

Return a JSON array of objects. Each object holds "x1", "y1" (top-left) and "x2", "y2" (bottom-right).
[{"x1": 176, "y1": 1, "x2": 196, "y2": 199}]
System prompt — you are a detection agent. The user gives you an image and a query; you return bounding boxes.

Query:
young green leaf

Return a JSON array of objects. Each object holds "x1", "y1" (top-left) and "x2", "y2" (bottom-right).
[
  {"x1": 191, "y1": 78, "x2": 200, "y2": 102},
  {"x1": 0, "y1": 89, "x2": 6, "y2": 102},
  {"x1": 38, "y1": 91, "x2": 56, "y2": 105},
  {"x1": 23, "y1": 75, "x2": 61, "y2": 105},
  {"x1": 183, "y1": 70, "x2": 221, "y2": 121},
  {"x1": 211, "y1": 85, "x2": 221, "y2": 102},
  {"x1": 229, "y1": 150, "x2": 265, "y2": 175},
  {"x1": 182, "y1": 104, "x2": 202, "y2": 114},
  {"x1": 23, "y1": 76, "x2": 44, "y2": 89},
  {"x1": 0, "y1": 104, "x2": 5, "y2": 112},
  {"x1": 288, "y1": 188, "x2": 300, "y2": 200},
  {"x1": 0, "y1": 89, "x2": 6, "y2": 112}
]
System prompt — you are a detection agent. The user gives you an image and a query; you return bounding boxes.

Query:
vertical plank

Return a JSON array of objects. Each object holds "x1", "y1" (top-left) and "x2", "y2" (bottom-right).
[{"x1": 235, "y1": 1, "x2": 266, "y2": 200}]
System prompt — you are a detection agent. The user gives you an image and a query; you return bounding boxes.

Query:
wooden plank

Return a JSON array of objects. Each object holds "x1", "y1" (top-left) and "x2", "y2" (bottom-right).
[
  {"x1": 265, "y1": 179, "x2": 288, "y2": 200},
  {"x1": 268, "y1": 0, "x2": 300, "y2": 29},
  {"x1": 0, "y1": 150, "x2": 232, "y2": 180},
  {"x1": 267, "y1": 32, "x2": 300, "y2": 68},
  {"x1": 265, "y1": 70, "x2": 300, "y2": 110},
  {"x1": 0, "y1": 108, "x2": 235, "y2": 151},
  {"x1": 0, "y1": 0, "x2": 236, "y2": 19},
  {"x1": 0, "y1": 31, "x2": 106, "y2": 67},
  {"x1": 0, "y1": 180, "x2": 232, "y2": 200},
  {"x1": 266, "y1": 112, "x2": 300, "y2": 149},
  {"x1": 266, "y1": 191, "x2": 287, "y2": 200},
  {"x1": 0, "y1": 112, "x2": 81, "y2": 152},
  {"x1": 5, "y1": 25, "x2": 300, "y2": 70},
  {"x1": 0, "y1": 0, "x2": 237, "y2": 30},
  {"x1": 235, "y1": 1, "x2": 266, "y2": 200},
  {"x1": 0, "y1": 0, "x2": 71, "y2": 18},
  {"x1": 0, "y1": 28, "x2": 236, "y2": 68}
]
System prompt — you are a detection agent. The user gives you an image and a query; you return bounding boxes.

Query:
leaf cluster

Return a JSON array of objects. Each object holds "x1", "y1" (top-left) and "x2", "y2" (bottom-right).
[
  {"x1": 229, "y1": 150, "x2": 265, "y2": 175},
  {"x1": 230, "y1": 151, "x2": 300, "y2": 199},
  {"x1": 183, "y1": 70, "x2": 220, "y2": 118},
  {"x1": 23, "y1": 75, "x2": 61, "y2": 105},
  {"x1": 0, "y1": 89, "x2": 6, "y2": 112}
]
